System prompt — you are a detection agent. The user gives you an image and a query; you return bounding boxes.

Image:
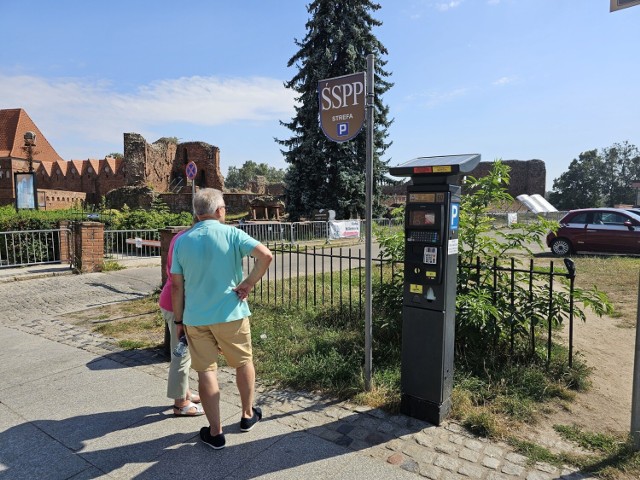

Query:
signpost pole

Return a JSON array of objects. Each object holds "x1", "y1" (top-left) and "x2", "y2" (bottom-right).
[
  {"x1": 364, "y1": 54, "x2": 375, "y2": 391},
  {"x1": 185, "y1": 161, "x2": 198, "y2": 217}
]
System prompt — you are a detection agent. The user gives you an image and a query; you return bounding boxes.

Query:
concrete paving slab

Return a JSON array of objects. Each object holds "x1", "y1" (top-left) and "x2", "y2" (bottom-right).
[
  {"x1": 221, "y1": 430, "x2": 398, "y2": 480},
  {"x1": 0, "y1": 326, "x2": 96, "y2": 390},
  {"x1": 66, "y1": 465, "x2": 112, "y2": 479},
  {"x1": 0, "y1": 403, "x2": 91, "y2": 480},
  {"x1": 123, "y1": 418, "x2": 296, "y2": 480},
  {"x1": 74, "y1": 397, "x2": 247, "y2": 477}
]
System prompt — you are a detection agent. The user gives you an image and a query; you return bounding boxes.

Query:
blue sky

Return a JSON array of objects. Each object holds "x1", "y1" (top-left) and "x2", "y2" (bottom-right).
[{"x1": 1, "y1": 1, "x2": 638, "y2": 191}]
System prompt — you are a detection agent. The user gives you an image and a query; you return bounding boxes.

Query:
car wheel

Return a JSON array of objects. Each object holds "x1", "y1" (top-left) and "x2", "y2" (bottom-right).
[{"x1": 551, "y1": 238, "x2": 572, "y2": 256}]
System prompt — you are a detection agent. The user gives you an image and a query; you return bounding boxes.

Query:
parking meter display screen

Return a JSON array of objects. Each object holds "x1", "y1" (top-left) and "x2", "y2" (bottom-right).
[{"x1": 409, "y1": 208, "x2": 437, "y2": 227}]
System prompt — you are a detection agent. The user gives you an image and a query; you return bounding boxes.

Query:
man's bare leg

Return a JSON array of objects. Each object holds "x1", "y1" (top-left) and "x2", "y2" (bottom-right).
[
  {"x1": 198, "y1": 370, "x2": 222, "y2": 435},
  {"x1": 236, "y1": 361, "x2": 255, "y2": 418}
]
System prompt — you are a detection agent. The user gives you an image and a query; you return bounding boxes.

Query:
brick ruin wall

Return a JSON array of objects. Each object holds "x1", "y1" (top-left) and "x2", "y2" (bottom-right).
[
  {"x1": 466, "y1": 159, "x2": 546, "y2": 197},
  {"x1": 0, "y1": 134, "x2": 226, "y2": 208},
  {"x1": 123, "y1": 134, "x2": 224, "y2": 192},
  {"x1": 40, "y1": 189, "x2": 87, "y2": 210},
  {"x1": 35, "y1": 160, "x2": 125, "y2": 205}
]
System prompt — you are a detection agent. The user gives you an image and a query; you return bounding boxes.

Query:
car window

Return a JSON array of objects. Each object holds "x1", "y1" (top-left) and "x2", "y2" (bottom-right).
[
  {"x1": 598, "y1": 212, "x2": 630, "y2": 225},
  {"x1": 568, "y1": 212, "x2": 589, "y2": 224}
]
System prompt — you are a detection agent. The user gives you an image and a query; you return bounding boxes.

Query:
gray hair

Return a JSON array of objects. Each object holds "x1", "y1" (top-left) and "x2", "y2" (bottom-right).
[{"x1": 193, "y1": 188, "x2": 225, "y2": 216}]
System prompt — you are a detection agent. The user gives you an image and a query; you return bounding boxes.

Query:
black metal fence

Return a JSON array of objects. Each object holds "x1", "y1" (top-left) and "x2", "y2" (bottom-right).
[
  {"x1": 460, "y1": 256, "x2": 576, "y2": 367},
  {"x1": 244, "y1": 244, "x2": 576, "y2": 365}
]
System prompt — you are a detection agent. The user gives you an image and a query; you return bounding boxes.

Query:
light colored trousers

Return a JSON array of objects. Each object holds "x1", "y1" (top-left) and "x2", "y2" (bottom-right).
[{"x1": 161, "y1": 307, "x2": 191, "y2": 400}]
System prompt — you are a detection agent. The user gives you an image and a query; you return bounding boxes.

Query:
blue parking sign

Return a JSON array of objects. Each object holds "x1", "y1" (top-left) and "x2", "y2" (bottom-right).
[{"x1": 450, "y1": 203, "x2": 459, "y2": 231}]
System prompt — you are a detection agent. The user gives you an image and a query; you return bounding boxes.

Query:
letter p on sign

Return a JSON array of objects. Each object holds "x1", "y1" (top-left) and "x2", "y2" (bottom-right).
[{"x1": 450, "y1": 203, "x2": 459, "y2": 231}]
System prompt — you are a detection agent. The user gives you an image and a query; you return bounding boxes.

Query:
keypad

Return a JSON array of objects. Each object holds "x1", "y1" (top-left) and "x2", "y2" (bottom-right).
[{"x1": 407, "y1": 230, "x2": 439, "y2": 243}]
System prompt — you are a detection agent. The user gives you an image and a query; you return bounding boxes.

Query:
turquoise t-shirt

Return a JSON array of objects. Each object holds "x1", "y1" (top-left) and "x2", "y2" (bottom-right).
[{"x1": 171, "y1": 220, "x2": 260, "y2": 326}]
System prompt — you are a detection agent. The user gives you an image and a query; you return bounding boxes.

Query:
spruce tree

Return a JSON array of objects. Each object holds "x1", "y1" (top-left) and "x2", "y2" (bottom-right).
[{"x1": 278, "y1": 0, "x2": 393, "y2": 220}]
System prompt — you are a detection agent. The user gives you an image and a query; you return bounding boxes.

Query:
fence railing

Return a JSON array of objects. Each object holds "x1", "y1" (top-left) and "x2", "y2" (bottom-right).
[
  {"x1": 104, "y1": 229, "x2": 161, "y2": 260},
  {"x1": 0, "y1": 228, "x2": 70, "y2": 268},
  {"x1": 460, "y1": 256, "x2": 576, "y2": 366},
  {"x1": 244, "y1": 244, "x2": 576, "y2": 365},
  {"x1": 489, "y1": 211, "x2": 568, "y2": 225},
  {"x1": 236, "y1": 218, "x2": 403, "y2": 244}
]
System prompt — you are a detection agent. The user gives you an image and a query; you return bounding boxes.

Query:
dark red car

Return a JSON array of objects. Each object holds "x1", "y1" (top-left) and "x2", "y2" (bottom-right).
[{"x1": 546, "y1": 208, "x2": 640, "y2": 256}]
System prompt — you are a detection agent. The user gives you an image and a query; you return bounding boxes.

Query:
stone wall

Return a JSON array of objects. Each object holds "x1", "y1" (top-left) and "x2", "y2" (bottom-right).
[
  {"x1": 224, "y1": 192, "x2": 256, "y2": 214},
  {"x1": 158, "y1": 192, "x2": 194, "y2": 213},
  {"x1": 174, "y1": 142, "x2": 224, "y2": 191},
  {"x1": 466, "y1": 159, "x2": 546, "y2": 197},
  {"x1": 40, "y1": 189, "x2": 86, "y2": 210},
  {"x1": 123, "y1": 134, "x2": 178, "y2": 190},
  {"x1": 104, "y1": 185, "x2": 155, "y2": 210}
]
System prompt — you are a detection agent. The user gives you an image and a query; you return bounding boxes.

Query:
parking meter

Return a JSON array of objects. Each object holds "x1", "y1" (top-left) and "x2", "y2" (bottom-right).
[{"x1": 390, "y1": 154, "x2": 481, "y2": 425}]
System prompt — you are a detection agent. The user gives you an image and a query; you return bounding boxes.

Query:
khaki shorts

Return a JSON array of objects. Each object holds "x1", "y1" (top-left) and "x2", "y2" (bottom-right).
[{"x1": 185, "y1": 317, "x2": 252, "y2": 371}]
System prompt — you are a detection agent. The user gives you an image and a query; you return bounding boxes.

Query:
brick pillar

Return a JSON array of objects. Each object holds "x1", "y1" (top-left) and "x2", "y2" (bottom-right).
[
  {"x1": 160, "y1": 226, "x2": 190, "y2": 287},
  {"x1": 58, "y1": 220, "x2": 70, "y2": 264},
  {"x1": 74, "y1": 222, "x2": 104, "y2": 273}
]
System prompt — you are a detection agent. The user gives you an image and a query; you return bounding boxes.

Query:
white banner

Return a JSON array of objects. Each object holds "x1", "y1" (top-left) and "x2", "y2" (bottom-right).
[{"x1": 329, "y1": 220, "x2": 361, "y2": 239}]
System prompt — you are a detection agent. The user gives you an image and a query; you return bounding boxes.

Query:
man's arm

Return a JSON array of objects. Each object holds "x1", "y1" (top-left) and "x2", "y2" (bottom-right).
[
  {"x1": 171, "y1": 273, "x2": 185, "y2": 335},
  {"x1": 233, "y1": 243, "x2": 273, "y2": 301}
]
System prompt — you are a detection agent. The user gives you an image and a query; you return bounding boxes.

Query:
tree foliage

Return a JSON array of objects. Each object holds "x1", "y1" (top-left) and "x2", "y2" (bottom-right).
[
  {"x1": 277, "y1": 0, "x2": 393, "y2": 220},
  {"x1": 548, "y1": 141, "x2": 640, "y2": 210},
  {"x1": 225, "y1": 161, "x2": 286, "y2": 190}
]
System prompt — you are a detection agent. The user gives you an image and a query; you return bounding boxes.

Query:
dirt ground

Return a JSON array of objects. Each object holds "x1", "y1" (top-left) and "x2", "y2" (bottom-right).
[{"x1": 522, "y1": 306, "x2": 637, "y2": 454}]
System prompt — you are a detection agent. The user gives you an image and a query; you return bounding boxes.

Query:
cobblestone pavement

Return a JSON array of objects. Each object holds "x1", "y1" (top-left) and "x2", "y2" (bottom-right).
[{"x1": 0, "y1": 265, "x2": 597, "y2": 480}]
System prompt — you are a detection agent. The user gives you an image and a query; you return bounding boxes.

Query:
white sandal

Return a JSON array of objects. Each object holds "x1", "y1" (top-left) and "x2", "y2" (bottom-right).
[
  {"x1": 186, "y1": 392, "x2": 201, "y2": 404},
  {"x1": 173, "y1": 401, "x2": 204, "y2": 417}
]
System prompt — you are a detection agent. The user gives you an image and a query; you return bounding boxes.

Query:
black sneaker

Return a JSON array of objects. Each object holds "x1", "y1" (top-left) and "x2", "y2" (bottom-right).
[
  {"x1": 200, "y1": 426, "x2": 226, "y2": 450},
  {"x1": 240, "y1": 406, "x2": 262, "y2": 432}
]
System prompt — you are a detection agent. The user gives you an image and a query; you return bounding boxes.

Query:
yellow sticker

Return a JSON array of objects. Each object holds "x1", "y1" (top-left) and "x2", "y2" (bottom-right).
[
  {"x1": 408, "y1": 193, "x2": 436, "y2": 203},
  {"x1": 425, "y1": 271, "x2": 437, "y2": 278},
  {"x1": 433, "y1": 165, "x2": 452, "y2": 173},
  {"x1": 409, "y1": 284, "x2": 423, "y2": 294}
]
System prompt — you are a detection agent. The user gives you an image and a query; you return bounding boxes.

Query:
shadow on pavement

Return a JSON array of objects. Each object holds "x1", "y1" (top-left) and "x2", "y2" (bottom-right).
[{"x1": 86, "y1": 350, "x2": 168, "y2": 371}]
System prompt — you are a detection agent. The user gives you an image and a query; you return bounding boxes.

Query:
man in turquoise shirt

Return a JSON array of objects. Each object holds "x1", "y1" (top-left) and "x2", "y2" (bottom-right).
[{"x1": 171, "y1": 188, "x2": 272, "y2": 450}]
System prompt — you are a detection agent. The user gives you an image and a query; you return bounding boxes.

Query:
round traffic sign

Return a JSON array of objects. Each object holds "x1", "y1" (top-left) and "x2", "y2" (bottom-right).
[{"x1": 186, "y1": 161, "x2": 197, "y2": 180}]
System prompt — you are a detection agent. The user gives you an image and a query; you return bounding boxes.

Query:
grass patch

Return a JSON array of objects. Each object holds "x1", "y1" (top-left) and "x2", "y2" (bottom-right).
[
  {"x1": 570, "y1": 256, "x2": 640, "y2": 327},
  {"x1": 101, "y1": 260, "x2": 125, "y2": 271},
  {"x1": 507, "y1": 438, "x2": 567, "y2": 466},
  {"x1": 118, "y1": 339, "x2": 150, "y2": 350},
  {"x1": 554, "y1": 425, "x2": 623, "y2": 455},
  {"x1": 500, "y1": 398, "x2": 640, "y2": 477}
]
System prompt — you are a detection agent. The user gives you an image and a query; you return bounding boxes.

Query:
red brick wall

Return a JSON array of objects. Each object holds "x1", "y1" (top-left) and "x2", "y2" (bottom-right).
[
  {"x1": 0, "y1": 158, "x2": 14, "y2": 205},
  {"x1": 40, "y1": 189, "x2": 86, "y2": 210},
  {"x1": 3, "y1": 134, "x2": 225, "y2": 209},
  {"x1": 174, "y1": 142, "x2": 223, "y2": 190},
  {"x1": 58, "y1": 220, "x2": 71, "y2": 263}
]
